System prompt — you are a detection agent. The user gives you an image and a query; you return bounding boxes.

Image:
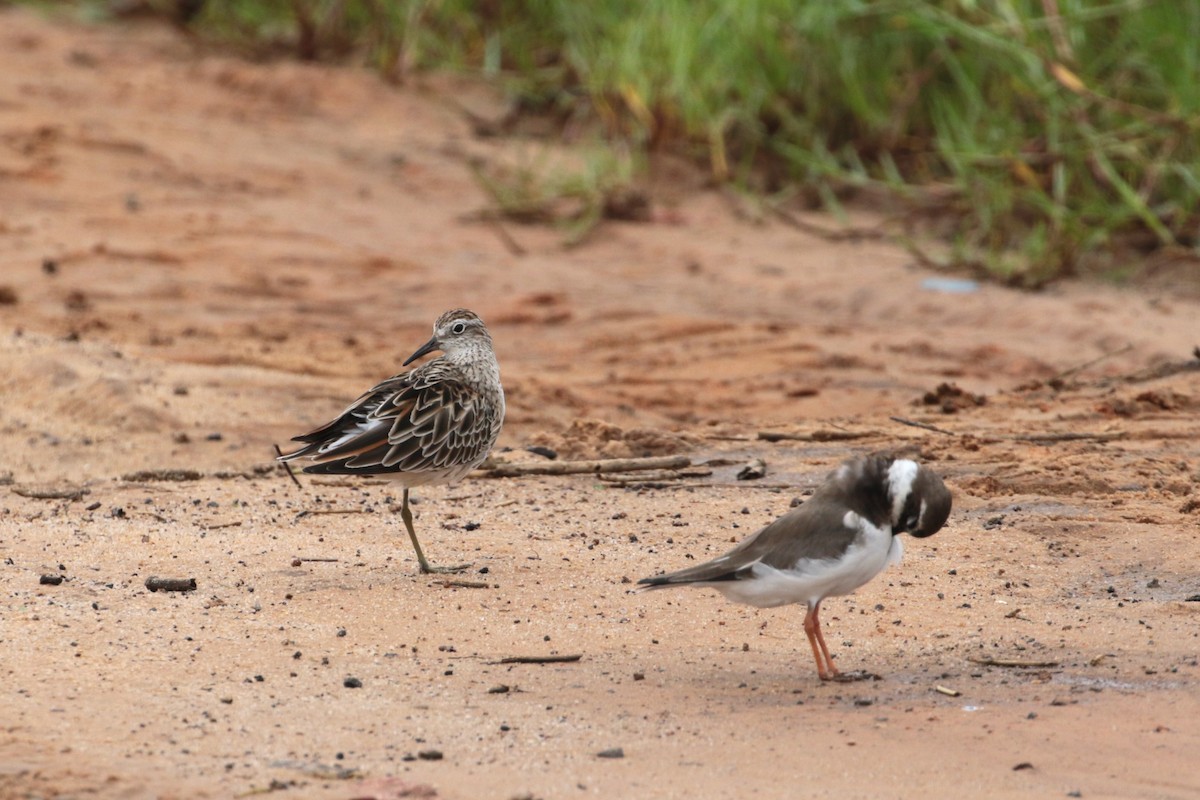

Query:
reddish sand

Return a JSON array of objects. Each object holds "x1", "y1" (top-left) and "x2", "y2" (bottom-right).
[{"x1": 2, "y1": 9, "x2": 1199, "y2": 799}]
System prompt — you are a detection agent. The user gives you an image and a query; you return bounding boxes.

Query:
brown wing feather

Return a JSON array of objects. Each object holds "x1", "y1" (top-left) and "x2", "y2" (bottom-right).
[{"x1": 279, "y1": 360, "x2": 498, "y2": 477}]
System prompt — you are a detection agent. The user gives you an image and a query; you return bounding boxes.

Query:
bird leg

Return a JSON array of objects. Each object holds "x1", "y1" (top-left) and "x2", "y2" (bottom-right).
[
  {"x1": 803, "y1": 601, "x2": 840, "y2": 680},
  {"x1": 399, "y1": 489, "x2": 471, "y2": 574}
]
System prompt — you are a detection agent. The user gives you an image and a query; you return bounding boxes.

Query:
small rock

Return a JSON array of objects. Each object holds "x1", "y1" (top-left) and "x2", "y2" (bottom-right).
[
  {"x1": 1012, "y1": 762, "x2": 1034, "y2": 771},
  {"x1": 525, "y1": 445, "x2": 557, "y2": 460},
  {"x1": 39, "y1": 574, "x2": 64, "y2": 586},
  {"x1": 736, "y1": 458, "x2": 767, "y2": 481},
  {"x1": 343, "y1": 676, "x2": 362, "y2": 688},
  {"x1": 596, "y1": 747, "x2": 625, "y2": 759},
  {"x1": 632, "y1": 672, "x2": 645, "y2": 681},
  {"x1": 487, "y1": 684, "x2": 510, "y2": 694},
  {"x1": 417, "y1": 750, "x2": 443, "y2": 761}
]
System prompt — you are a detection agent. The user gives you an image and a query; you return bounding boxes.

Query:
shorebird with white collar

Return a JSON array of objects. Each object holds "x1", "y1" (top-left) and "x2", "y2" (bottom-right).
[{"x1": 639, "y1": 455, "x2": 952, "y2": 681}]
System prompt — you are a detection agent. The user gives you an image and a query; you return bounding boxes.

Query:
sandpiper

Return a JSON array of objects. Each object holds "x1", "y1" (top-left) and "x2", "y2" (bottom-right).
[
  {"x1": 639, "y1": 455, "x2": 951, "y2": 680},
  {"x1": 279, "y1": 309, "x2": 504, "y2": 574}
]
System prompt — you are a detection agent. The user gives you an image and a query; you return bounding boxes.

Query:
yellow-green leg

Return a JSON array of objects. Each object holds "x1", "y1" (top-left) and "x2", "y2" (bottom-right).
[{"x1": 400, "y1": 488, "x2": 470, "y2": 574}]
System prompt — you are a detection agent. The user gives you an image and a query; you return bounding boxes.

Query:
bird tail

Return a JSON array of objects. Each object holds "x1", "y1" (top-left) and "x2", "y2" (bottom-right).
[{"x1": 636, "y1": 562, "x2": 740, "y2": 591}]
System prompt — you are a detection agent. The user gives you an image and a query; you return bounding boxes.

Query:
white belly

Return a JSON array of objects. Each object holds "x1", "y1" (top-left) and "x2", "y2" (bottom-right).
[{"x1": 713, "y1": 512, "x2": 902, "y2": 608}]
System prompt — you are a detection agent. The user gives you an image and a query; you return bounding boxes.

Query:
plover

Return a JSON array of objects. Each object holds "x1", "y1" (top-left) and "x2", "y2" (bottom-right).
[
  {"x1": 279, "y1": 309, "x2": 504, "y2": 574},
  {"x1": 639, "y1": 455, "x2": 951, "y2": 680}
]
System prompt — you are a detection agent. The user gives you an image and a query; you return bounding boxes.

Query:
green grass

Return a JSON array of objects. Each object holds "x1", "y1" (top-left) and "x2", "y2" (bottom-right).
[{"x1": 32, "y1": 0, "x2": 1200, "y2": 284}]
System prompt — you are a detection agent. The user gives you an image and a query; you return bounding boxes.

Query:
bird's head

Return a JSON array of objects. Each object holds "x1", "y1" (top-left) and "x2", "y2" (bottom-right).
[
  {"x1": 403, "y1": 308, "x2": 493, "y2": 365},
  {"x1": 887, "y1": 459, "x2": 952, "y2": 538}
]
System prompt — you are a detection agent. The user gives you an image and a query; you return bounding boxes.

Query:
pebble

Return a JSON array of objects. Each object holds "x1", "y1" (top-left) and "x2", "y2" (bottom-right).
[
  {"x1": 343, "y1": 677, "x2": 362, "y2": 688},
  {"x1": 596, "y1": 747, "x2": 625, "y2": 759}
]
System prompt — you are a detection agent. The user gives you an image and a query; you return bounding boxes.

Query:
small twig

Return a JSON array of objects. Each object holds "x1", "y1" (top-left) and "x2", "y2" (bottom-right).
[
  {"x1": 436, "y1": 579, "x2": 494, "y2": 589},
  {"x1": 1114, "y1": 349, "x2": 1200, "y2": 384},
  {"x1": 493, "y1": 654, "x2": 583, "y2": 665},
  {"x1": 1013, "y1": 431, "x2": 1124, "y2": 443},
  {"x1": 121, "y1": 469, "x2": 204, "y2": 483},
  {"x1": 275, "y1": 444, "x2": 302, "y2": 488},
  {"x1": 145, "y1": 576, "x2": 197, "y2": 592},
  {"x1": 485, "y1": 215, "x2": 527, "y2": 256},
  {"x1": 769, "y1": 202, "x2": 888, "y2": 242},
  {"x1": 204, "y1": 520, "x2": 243, "y2": 530},
  {"x1": 935, "y1": 685, "x2": 961, "y2": 697},
  {"x1": 1050, "y1": 343, "x2": 1133, "y2": 383},
  {"x1": 476, "y1": 455, "x2": 691, "y2": 479},
  {"x1": 597, "y1": 468, "x2": 712, "y2": 483},
  {"x1": 295, "y1": 508, "x2": 372, "y2": 520},
  {"x1": 11, "y1": 485, "x2": 88, "y2": 501},
  {"x1": 967, "y1": 656, "x2": 1060, "y2": 668},
  {"x1": 758, "y1": 429, "x2": 878, "y2": 442},
  {"x1": 889, "y1": 416, "x2": 959, "y2": 436},
  {"x1": 296, "y1": 557, "x2": 340, "y2": 563}
]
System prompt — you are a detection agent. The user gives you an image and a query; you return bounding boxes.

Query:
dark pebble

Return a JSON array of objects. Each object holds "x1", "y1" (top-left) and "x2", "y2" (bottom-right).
[
  {"x1": 1012, "y1": 762, "x2": 1034, "y2": 771},
  {"x1": 596, "y1": 747, "x2": 625, "y2": 759},
  {"x1": 85, "y1": 501, "x2": 101, "y2": 511},
  {"x1": 343, "y1": 676, "x2": 362, "y2": 688},
  {"x1": 463, "y1": 521, "x2": 480, "y2": 531},
  {"x1": 488, "y1": 684, "x2": 510, "y2": 694},
  {"x1": 205, "y1": 432, "x2": 223, "y2": 441},
  {"x1": 525, "y1": 446, "x2": 557, "y2": 460},
  {"x1": 417, "y1": 750, "x2": 443, "y2": 761},
  {"x1": 853, "y1": 698, "x2": 873, "y2": 707},
  {"x1": 39, "y1": 574, "x2": 64, "y2": 586}
]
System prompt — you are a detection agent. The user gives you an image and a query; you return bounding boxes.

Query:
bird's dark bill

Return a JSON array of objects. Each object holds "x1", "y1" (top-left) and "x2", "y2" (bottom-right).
[{"x1": 403, "y1": 336, "x2": 440, "y2": 366}]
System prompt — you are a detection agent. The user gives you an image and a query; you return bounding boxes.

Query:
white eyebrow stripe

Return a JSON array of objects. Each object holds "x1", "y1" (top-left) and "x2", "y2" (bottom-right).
[{"x1": 887, "y1": 459, "x2": 919, "y2": 525}]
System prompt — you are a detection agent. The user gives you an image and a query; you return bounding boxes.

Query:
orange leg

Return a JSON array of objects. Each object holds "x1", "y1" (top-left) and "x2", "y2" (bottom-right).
[{"x1": 803, "y1": 601, "x2": 840, "y2": 680}]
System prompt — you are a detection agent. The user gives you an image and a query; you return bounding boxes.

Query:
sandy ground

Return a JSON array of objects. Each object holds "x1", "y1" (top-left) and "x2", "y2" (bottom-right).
[{"x1": 2, "y1": 8, "x2": 1200, "y2": 799}]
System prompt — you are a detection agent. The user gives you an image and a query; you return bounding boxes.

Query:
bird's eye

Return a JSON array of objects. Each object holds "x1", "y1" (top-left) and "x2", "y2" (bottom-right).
[{"x1": 451, "y1": 322, "x2": 466, "y2": 334}]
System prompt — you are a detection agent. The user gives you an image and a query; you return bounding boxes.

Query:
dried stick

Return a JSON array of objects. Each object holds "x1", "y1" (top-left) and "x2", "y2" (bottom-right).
[
  {"x1": 493, "y1": 654, "x2": 583, "y2": 665},
  {"x1": 1013, "y1": 432, "x2": 1124, "y2": 443},
  {"x1": 120, "y1": 469, "x2": 204, "y2": 482},
  {"x1": 1050, "y1": 343, "x2": 1133, "y2": 383},
  {"x1": 295, "y1": 508, "x2": 372, "y2": 520},
  {"x1": 476, "y1": 455, "x2": 691, "y2": 478},
  {"x1": 12, "y1": 485, "x2": 88, "y2": 501},
  {"x1": 758, "y1": 429, "x2": 878, "y2": 442},
  {"x1": 436, "y1": 579, "x2": 494, "y2": 589},
  {"x1": 597, "y1": 468, "x2": 712, "y2": 483},
  {"x1": 967, "y1": 656, "x2": 1060, "y2": 668},
  {"x1": 889, "y1": 416, "x2": 959, "y2": 436}
]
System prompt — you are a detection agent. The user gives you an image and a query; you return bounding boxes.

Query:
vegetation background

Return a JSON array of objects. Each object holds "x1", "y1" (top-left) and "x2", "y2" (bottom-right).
[{"x1": 27, "y1": 0, "x2": 1200, "y2": 285}]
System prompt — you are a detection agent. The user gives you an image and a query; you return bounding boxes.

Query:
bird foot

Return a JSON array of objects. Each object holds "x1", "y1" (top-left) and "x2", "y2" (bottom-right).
[
  {"x1": 419, "y1": 561, "x2": 473, "y2": 575},
  {"x1": 823, "y1": 670, "x2": 880, "y2": 683}
]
